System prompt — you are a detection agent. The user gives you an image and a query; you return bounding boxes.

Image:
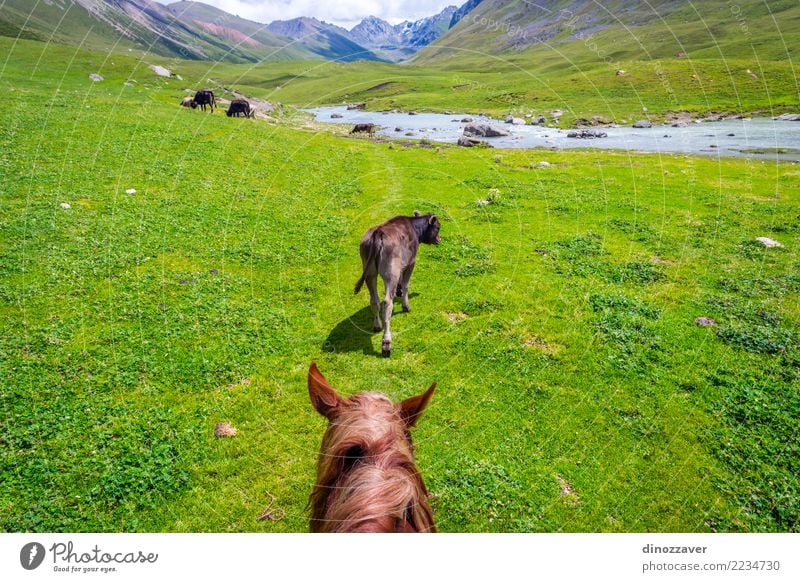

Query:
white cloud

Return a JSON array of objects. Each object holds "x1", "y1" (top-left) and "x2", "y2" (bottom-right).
[{"x1": 186, "y1": 0, "x2": 461, "y2": 28}]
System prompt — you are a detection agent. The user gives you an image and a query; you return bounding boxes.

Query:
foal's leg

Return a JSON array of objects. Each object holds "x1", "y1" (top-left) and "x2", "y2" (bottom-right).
[
  {"x1": 400, "y1": 262, "x2": 415, "y2": 313},
  {"x1": 366, "y1": 273, "x2": 382, "y2": 331},
  {"x1": 381, "y1": 273, "x2": 399, "y2": 357}
]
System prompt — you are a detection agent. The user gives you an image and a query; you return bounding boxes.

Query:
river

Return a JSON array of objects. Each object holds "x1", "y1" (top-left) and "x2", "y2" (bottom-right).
[{"x1": 306, "y1": 106, "x2": 800, "y2": 162}]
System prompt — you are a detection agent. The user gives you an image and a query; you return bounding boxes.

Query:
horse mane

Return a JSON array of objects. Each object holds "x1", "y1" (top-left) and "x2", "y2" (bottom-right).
[{"x1": 309, "y1": 392, "x2": 435, "y2": 533}]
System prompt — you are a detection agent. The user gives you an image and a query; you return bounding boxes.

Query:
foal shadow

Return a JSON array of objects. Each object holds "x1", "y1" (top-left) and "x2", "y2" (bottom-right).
[
  {"x1": 323, "y1": 306, "x2": 379, "y2": 356},
  {"x1": 323, "y1": 294, "x2": 420, "y2": 357}
]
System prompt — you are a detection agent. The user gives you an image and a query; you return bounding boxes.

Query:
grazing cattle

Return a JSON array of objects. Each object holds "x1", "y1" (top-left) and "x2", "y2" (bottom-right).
[
  {"x1": 180, "y1": 96, "x2": 194, "y2": 108},
  {"x1": 226, "y1": 99, "x2": 254, "y2": 118},
  {"x1": 354, "y1": 211, "x2": 441, "y2": 356},
  {"x1": 350, "y1": 123, "x2": 376, "y2": 136},
  {"x1": 192, "y1": 89, "x2": 216, "y2": 112},
  {"x1": 307, "y1": 362, "x2": 436, "y2": 532}
]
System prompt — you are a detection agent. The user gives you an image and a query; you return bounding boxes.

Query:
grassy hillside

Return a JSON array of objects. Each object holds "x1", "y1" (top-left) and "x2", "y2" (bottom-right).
[
  {"x1": 174, "y1": 55, "x2": 799, "y2": 126},
  {"x1": 1, "y1": 37, "x2": 799, "y2": 533},
  {"x1": 166, "y1": 2, "x2": 323, "y2": 62},
  {"x1": 0, "y1": 0, "x2": 316, "y2": 63},
  {"x1": 0, "y1": 0, "x2": 142, "y2": 53},
  {"x1": 415, "y1": 0, "x2": 800, "y2": 65}
]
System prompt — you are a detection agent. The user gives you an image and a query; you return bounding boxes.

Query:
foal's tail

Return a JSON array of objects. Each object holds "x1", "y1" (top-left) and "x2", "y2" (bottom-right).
[{"x1": 354, "y1": 231, "x2": 381, "y2": 294}]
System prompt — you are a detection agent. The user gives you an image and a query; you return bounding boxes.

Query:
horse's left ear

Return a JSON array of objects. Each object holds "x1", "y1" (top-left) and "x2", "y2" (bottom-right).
[
  {"x1": 308, "y1": 363, "x2": 343, "y2": 419},
  {"x1": 428, "y1": 215, "x2": 436, "y2": 225},
  {"x1": 398, "y1": 383, "x2": 436, "y2": 427}
]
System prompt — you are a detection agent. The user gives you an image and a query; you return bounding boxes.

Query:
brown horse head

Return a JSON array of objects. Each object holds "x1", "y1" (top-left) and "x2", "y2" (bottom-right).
[{"x1": 307, "y1": 362, "x2": 436, "y2": 532}]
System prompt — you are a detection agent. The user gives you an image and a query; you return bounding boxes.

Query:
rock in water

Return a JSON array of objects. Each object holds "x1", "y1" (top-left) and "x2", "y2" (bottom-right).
[
  {"x1": 463, "y1": 123, "x2": 510, "y2": 137},
  {"x1": 458, "y1": 136, "x2": 489, "y2": 147},
  {"x1": 567, "y1": 129, "x2": 608, "y2": 139},
  {"x1": 632, "y1": 120, "x2": 653, "y2": 128}
]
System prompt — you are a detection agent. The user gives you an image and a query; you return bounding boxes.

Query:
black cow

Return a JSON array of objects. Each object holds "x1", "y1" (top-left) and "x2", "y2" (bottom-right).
[
  {"x1": 192, "y1": 90, "x2": 216, "y2": 112},
  {"x1": 350, "y1": 123, "x2": 376, "y2": 136},
  {"x1": 354, "y1": 211, "x2": 441, "y2": 356},
  {"x1": 226, "y1": 99, "x2": 254, "y2": 119}
]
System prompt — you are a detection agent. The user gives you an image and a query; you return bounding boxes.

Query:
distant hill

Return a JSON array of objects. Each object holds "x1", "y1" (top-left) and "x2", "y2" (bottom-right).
[
  {"x1": 0, "y1": 0, "x2": 482, "y2": 64},
  {"x1": 265, "y1": 17, "x2": 384, "y2": 63},
  {"x1": 166, "y1": 1, "x2": 317, "y2": 61},
  {"x1": 414, "y1": 0, "x2": 800, "y2": 65},
  {"x1": 0, "y1": 0, "x2": 314, "y2": 62}
]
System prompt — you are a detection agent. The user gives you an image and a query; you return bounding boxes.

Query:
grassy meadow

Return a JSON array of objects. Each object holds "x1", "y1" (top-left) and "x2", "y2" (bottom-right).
[
  {"x1": 173, "y1": 55, "x2": 800, "y2": 128},
  {"x1": 159, "y1": 0, "x2": 800, "y2": 126},
  {"x1": 1, "y1": 37, "x2": 799, "y2": 533}
]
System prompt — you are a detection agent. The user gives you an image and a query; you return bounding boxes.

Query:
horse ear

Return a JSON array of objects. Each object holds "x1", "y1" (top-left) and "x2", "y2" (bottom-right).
[
  {"x1": 308, "y1": 363, "x2": 342, "y2": 418},
  {"x1": 413, "y1": 210, "x2": 421, "y2": 216},
  {"x1": 398, "y1": 383, "x2": 435, "y2": 427},
  {"x1": 428, "y1": 215, "x2": 436, "y2": 224}
]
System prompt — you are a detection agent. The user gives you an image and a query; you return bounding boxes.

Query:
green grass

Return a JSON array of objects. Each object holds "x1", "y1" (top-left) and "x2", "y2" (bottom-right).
[
  {"x1": 168, "y1": 54, "x2": 799, "y2": 127},
  {"x1": 1, "y1": 37, "x2": 799, "y2": 533}
]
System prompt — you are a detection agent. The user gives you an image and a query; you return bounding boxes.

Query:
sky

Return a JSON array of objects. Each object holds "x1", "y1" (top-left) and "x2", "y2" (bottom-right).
[{"x1": 186, "y1": 0, "x2": 462, "y2": 29}]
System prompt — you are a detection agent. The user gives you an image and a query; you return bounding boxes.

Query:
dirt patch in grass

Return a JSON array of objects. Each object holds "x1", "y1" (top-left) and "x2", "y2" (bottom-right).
[
  {"x1": 214, "y1": 422, "x2": 238, "y2": 437},
  {"x1": 523, "y1": 335, "x2": 561, "y2": 355},
  {"x1": 556, "y1": 475, "x2": 580, "y2": 507},
  {"x1": 446, "y1": 312, "x2": 468, "y2": 322}
]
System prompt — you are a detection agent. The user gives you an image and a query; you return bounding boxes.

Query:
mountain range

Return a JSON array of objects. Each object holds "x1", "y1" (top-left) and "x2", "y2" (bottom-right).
[
  {"x1": 4, "y1": 0, "x2": 795, "y2": 69},
  {"x1": 0, "y1": 0, "x2": 477, "y2": 63}
]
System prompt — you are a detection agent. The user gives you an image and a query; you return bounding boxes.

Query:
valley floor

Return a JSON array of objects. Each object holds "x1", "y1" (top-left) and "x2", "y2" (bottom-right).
[{"x1": 1, "y1": 38, "x2": 798, "y2": 532}]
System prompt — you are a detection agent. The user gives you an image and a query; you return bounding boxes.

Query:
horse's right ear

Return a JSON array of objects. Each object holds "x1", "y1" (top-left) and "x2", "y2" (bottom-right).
[
  {"x1": 398, "y1": 382, "x2": 436, "y2": 428},
  {"x1": 308, "y1": 363, "x2": 343, "y2": 418},
  {"x1": 413, "y1": 210, "x2": 421, "y2": 216}
]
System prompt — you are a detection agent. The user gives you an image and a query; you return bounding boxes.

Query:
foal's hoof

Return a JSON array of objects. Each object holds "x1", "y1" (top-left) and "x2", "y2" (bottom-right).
[
  {"x1": 402, "y1": 305, "x2": 410, "y2": 313},
  {"x1": 373, "y1": 324, "x2": 383, "y2": 332},
  {"x1": 381, "y1": 348, "x2": 391, "y2": 358}
]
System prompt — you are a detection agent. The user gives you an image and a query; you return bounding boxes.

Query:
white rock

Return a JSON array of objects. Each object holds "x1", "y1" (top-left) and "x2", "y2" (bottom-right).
[
  {"x1": 125, "y1": 188, "x2": 137, "y2": 195},
  {"x1": 756, "y1": 237, "x2": 783, "y2": 248},
  {"x1": 536, "y1": 161, "x2": 551, "y2": 167},
  {"x1": 89, "y1": 74, "x2": 104, "y2": 82},
  {"x1": 148, "y1": 65, "x2": 171, "y2": 77},
  {"x1": 60, "y1": 202, "x2": 71, "y2": 209}
]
